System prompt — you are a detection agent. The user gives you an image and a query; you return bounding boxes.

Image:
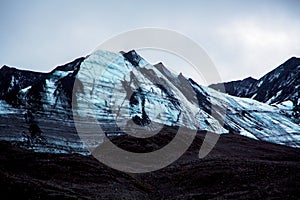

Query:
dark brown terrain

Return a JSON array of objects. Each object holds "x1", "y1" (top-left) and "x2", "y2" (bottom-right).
[{"x1": 0, "y1": 130, "x2": 299, "y2": 200}]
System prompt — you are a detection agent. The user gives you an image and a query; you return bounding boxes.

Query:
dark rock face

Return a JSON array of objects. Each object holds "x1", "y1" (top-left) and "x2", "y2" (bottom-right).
[
  {"x1": 209, "y1": 57, "x2": 300, "y2": 104},
  {"x1": 0, "y1": 66, "x2": 48, "y2": 107},
  {"x1": 130, "y1": 87, "x2": 152, "y2": 126},
  {"x1": 0, "y1": 57, "x2": 85, "y2": 111},
  {"x1": 210, "y1": 77, "x2": 257, "y2": 98},
  {"x1": 0, "y1": 57, "x2": 87, "y2": 154},
  {"x1": 122, "y1": 50, "x2": 142, "y2": 67}
]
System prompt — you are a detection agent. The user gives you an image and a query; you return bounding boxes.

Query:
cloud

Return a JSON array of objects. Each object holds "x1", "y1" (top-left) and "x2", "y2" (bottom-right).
[
  {"x1": 211, "y1": 17, "x2": 300, "y2": 82},
  {"x1": 0, "y1": 0, "x2": 299, "y2": 84}
]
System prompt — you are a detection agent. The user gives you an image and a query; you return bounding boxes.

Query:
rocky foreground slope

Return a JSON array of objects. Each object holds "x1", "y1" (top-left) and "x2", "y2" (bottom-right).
[{"x1": 0, "y1": 131, "x2": 299, "y2": 199}]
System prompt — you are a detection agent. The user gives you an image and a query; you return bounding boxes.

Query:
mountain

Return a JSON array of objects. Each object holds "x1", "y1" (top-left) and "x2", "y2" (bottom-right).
[
  {"x1": 209, "y1": 57, "x2": 300, "y2": 105},
  {"x1": 0, "y1": 50, "x2": 299, "y2": 155},
  {"x1": 1, "y1": 50, "x2": 299, "y2": 199},
  {"x1": 209, "y1": 77, "x2": 257, "y2": 98},
  {"x1": 0, "y1": 57, "x2": 86, "y2": 154}
]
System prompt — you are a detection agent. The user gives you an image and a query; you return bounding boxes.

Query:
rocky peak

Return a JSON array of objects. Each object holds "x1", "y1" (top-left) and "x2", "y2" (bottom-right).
[
  {"x1": 122, "y1": 50, "x2": 142, "y2": 67},
  {"x1": 209, "y1": 57, "x2": 300, "y2": 104}
]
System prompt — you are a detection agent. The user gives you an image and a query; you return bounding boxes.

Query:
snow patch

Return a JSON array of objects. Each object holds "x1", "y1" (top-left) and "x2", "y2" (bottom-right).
[
  {"x1": 239, "y1": 130, "x2": 258, "y2": 140},
  {"x1": 0, "y1": 100, "x2": 17, "y2": 114},
  {"x1": 20, "y1": 86, "x2": 32, "y2": 93}
]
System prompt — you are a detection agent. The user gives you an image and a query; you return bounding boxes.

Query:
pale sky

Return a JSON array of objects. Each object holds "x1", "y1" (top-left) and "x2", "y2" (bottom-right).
[{"x1": 0, "y1": 0, "x2": 299, "y2": 85}]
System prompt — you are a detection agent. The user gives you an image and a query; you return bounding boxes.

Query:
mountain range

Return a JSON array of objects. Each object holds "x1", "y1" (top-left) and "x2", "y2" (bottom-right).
[
  {"x1": 1, "y1": 50, "x2": 300, "y2": 199},
  {"x1": 209, "y1": 57, "x2": 300, "y2": 106},
  {"x1": 0, "y1": 50, "x2": 299, "y2": 154}
]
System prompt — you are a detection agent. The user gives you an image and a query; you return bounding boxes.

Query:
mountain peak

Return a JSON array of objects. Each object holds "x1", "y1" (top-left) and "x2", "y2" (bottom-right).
[
  {"x1": 243, "y1": 76, "x2": 257, "y2": 82},
  {"x1": 154, "y1": 62, "x2": 168, "y2": 70},
  {"x1": 209, "y1": 57, "x2": 300, "y2": 104},
  {"x1": 279, "y1": 57, "x2": 300, "y2": 69},
  {"x1": 286, "y1": 56, "x2": 299, "y2": 62},
  {"x1": 0, "y1": 65, "x2": 15, "y2": 72},
  {"x1": 52, "y1": 57, "x2": 85, "y2": 72},
  {"x1": 155, "y1": 62, "x2": 164, "y2": 66},
  {"x1": 122, "y1": 50, "x2": 142, "y2": 67}
]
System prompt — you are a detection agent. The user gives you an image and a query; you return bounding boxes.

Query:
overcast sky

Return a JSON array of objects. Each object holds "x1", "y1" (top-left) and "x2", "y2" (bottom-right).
[{"x1": 1, "y1": 0, "x2": 299, "y2": 85}]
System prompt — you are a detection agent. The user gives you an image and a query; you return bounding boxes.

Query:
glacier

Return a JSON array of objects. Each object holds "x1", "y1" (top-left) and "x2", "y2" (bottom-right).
[{"x1": 0, "y1": 50, "x2": 299, "y2": 155}]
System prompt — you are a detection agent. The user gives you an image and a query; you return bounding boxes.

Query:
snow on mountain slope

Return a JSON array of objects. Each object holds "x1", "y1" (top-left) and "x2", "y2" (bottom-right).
[
  {"x1": 74, "y1": 50, "x2": 227, "y2": 135},
  {"x1": 49, "y1": 50, "x2": 300, "y2": 148},
  {"x1": 0, "y1": 58, "x2": 87, "y2": 154},
  {"x1": 0, "y1": 50, "x2": 299, "y2": 155},
  {"x1": 201, "y1": 86, "x2": 300, "y2": 147},
  {"x1": 189, "y1": 77, "x2": 300, "y2": 147},
  {"x1": 0, "y1": 100, "x2": 17, "y2": 114}
]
